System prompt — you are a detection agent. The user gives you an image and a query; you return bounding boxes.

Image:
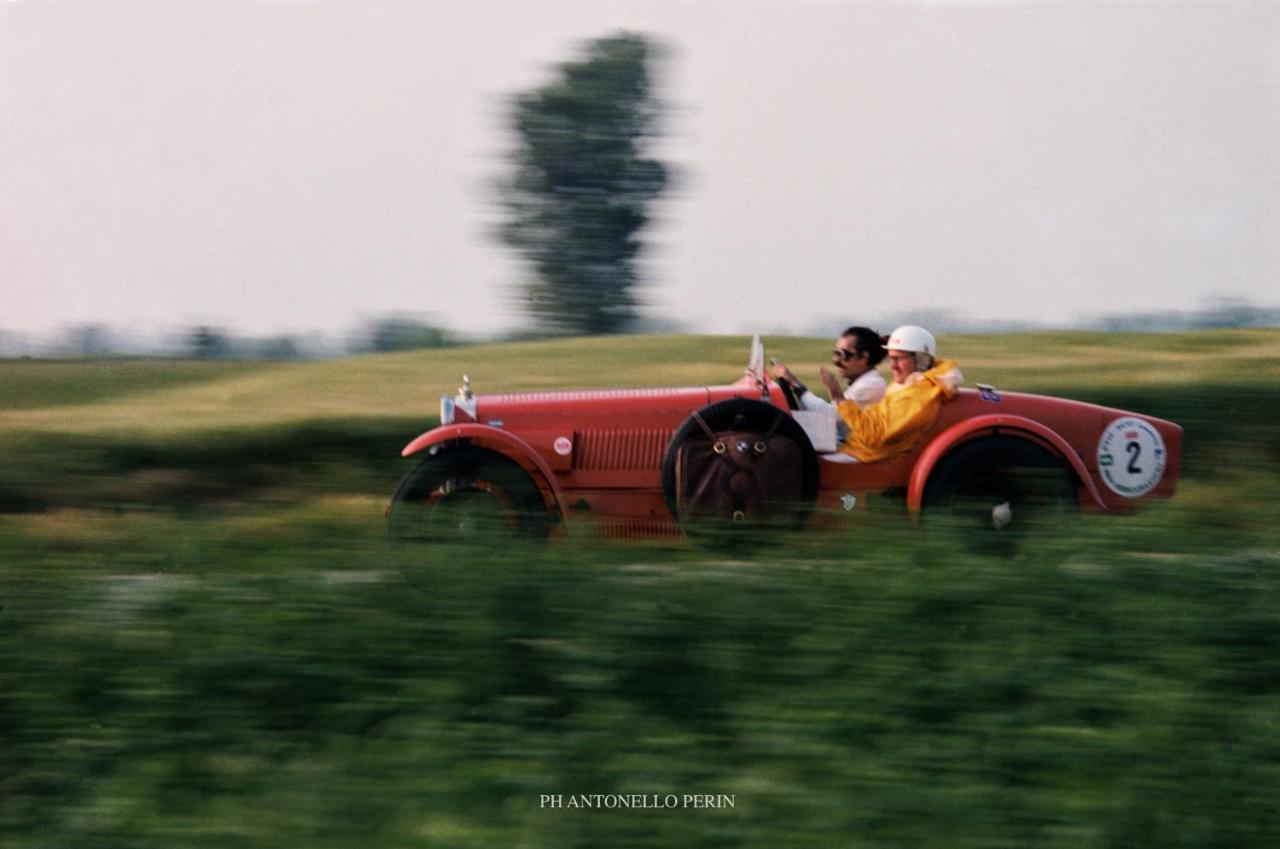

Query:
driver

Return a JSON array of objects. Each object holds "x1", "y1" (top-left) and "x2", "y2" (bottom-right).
[
  {"x1": 772, "y1": 326, "x2": 887, "y2": 413},
  {"x1": 833, "y1": 325, "x2": 964, "y2": 463}
]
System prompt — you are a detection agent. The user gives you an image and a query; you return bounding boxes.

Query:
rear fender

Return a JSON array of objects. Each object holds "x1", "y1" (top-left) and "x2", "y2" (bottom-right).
[
  {"x1": 402, "y1": 424, "x2": 567, "y2": 521},
  {"x1": 906, "y1": 414, "x2": 1108, "y2": 514}
]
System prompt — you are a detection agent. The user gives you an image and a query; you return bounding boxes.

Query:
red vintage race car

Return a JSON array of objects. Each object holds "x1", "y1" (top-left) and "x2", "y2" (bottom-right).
[{"x1": 388, "y1": 337, "x2": 1182, "y2": 547}]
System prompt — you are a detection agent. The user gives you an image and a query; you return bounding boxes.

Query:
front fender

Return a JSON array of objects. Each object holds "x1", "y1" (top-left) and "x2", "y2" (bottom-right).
[
  {"x1": 402, "y1": 424, "x2": 568, "y2": 520},
  {"x1": 906, "y1": 414, "x2": 1108, "y2": 514}
]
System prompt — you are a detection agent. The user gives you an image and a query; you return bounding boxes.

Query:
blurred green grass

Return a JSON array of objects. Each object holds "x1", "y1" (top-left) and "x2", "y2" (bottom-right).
[
  {"x1": 0, "y1": 358, "x2": 279, "y2": 412},
  {"x1": 4, "y1": 500, "x2": 1279, "y2": 848},
  {"x1": 5, "y1": 329, "x2": 1277, "y2": 434},
  {"x1": 2, "y1": 331, "x2": 1280, "y2": 848}
]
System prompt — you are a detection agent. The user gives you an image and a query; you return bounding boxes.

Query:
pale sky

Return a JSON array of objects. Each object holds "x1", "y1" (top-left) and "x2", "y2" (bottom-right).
[{"x1": 3, "y1": 0, "x2": 1278, "y2": 338}]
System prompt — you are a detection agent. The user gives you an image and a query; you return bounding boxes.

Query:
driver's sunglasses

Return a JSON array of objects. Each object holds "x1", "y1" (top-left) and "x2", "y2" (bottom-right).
[{"x1": 832, "y1": 348, "x2": 859, "y2": 361}]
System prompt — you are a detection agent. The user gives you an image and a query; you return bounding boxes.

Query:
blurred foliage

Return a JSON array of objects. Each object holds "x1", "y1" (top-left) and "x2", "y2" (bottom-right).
[
  {"x1": 187, "y1": 326, "x2": 232, "y2": 360},
  {"x1": 499, "y1": 32, "x2": 668, "y2": 335},
  {"x1": 0, "y1": 417, "x2": 422, "y2": 514},
  {"x1": 62, "y1": 324, "x2": 114, "y2": 357},
  {"x1": 2, "y1": 330, "x2": 1280, "y2": 846},
  {"x1": 3, "y1": 329, "x2": 1278, "y2": 434},
  {"x1": 359, "y1": 317, "x2": 456, "y2": 354},
  {"x1": 0, "y1": 359, "x2": 275, "y2": 412},
  {"x1": 3, "y1": 494, "x2": 1279, "y2": 847},
  {"x1": 180, "y1": 327, "x2": 305, "y2": 361}
]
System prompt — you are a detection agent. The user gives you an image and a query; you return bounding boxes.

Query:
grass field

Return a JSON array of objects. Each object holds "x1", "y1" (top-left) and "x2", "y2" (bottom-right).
[
  {"x1": 4, "y1": 328, "x2": 1278, "y2": 433},
  {"x1": 3, "y1": 331, "x2": 1279, "y2": 848}
]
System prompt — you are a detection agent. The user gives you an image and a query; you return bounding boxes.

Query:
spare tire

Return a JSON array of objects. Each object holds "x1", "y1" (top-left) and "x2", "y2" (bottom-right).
[{"x1": 661, "y1": 398, "x2": 819, "y2": 542}]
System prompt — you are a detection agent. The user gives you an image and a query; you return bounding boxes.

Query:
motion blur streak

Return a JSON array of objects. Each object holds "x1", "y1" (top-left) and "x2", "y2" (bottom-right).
[{"x1": 2, "y1": 332, "x2": 1279, "y2": 847}]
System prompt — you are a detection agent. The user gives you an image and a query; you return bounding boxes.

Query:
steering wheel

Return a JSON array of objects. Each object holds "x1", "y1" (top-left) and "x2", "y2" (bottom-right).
[
  {"x1": 768, "y1": 358, "x2": 801, "y2": 411},
  {"x1": 777, "y1": 376, "x2": 800, "y2": 411}
]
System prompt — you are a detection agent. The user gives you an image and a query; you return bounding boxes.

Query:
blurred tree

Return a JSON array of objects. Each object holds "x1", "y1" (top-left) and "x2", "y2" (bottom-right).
[
  {"x1": 499, "y1": 32, "x2": 668, "y2": 335},
  {"x1": 364, "y1": 317, "x2": 455, "y2": 353},
  {"x1": 256, "y1": 335, "x2": 301, "y2": 360},
  {"x1": 66, "y1": 324, "x2": 112, "y2": 356},
  {"x1": 187, "y1": 326, "x2": 230, "y2": 359}
]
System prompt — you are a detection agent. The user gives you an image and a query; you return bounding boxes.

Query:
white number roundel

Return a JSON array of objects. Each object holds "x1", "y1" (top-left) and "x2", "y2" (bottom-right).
[{"x1": 1097, "y1": 417, "x2": 1166, "y2": 498}]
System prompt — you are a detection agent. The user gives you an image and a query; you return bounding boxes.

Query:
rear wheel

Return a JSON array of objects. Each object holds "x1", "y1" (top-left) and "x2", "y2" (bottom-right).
[{"x1": 922, "y1": 436, "x2": 1078, "y2": 558}]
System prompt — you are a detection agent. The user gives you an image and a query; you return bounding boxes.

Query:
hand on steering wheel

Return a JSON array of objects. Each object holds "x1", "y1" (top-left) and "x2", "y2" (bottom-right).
[{"x1": 771, "y1": 359, "x2": 802, "y2": 411}]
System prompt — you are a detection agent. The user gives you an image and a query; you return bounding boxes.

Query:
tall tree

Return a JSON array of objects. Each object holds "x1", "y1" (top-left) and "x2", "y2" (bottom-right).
[{"x1": 499, "y1": 33, "x2": 668, "y2": 335}]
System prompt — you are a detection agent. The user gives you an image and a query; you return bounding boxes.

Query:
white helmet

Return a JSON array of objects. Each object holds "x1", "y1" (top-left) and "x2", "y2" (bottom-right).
[{"x1": 885, "y1": 325, "x2": 937, "y2": 357}]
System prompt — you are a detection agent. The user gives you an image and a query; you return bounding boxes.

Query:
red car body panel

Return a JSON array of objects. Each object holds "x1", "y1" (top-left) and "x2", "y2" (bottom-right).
[{"x1": 401, "y1": 372, "x2": 1183, "y2": 538}]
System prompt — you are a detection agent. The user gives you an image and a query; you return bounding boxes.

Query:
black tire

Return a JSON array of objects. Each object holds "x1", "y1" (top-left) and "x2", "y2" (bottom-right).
[
  {"x1": 388, "y1": 446, "x2": 551, "y2": 545},
  {"x1": 922, "y1": 436, "x2": 1079, "y2": 558},
  {"x1": 660, "y1": 398, "x2": 819, "y2": 543}
]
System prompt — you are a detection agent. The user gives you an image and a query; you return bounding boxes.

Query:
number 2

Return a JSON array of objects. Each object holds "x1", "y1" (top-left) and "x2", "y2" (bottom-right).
[{"x1": 1126, "y1": 441, "x2": 1142, "y2": 475}]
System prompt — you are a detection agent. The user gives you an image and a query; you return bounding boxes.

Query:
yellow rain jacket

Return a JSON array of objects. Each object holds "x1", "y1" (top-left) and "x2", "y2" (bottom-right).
[{"x1": 834, "y1": 359, "x2": 964, "y2": 462}]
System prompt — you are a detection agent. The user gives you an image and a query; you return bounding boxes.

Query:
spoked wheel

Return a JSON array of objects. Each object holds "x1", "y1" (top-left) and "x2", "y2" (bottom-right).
[
  {"x1": 660, "y1": 398, "x2": 818, "y2": 548},
  {"x1": 922, "y1": 437, "x2": 1079, "y2": 559},
  {"x1": 388, "y1": 447, "x2": 550, "y2": 585}
]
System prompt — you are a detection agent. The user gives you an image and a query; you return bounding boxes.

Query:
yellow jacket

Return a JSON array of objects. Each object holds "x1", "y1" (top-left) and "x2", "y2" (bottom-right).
[{"x1": 834, "y1": 359, "x2": 964, "y2": 462}]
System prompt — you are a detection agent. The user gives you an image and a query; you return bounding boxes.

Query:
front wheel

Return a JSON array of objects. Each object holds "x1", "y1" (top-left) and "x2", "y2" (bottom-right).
[{"x1": 388, "y1": 446, "x2": 550, "y2": 546}]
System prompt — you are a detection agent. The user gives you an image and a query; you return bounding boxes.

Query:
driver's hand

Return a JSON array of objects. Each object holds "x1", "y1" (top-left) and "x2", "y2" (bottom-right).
[
  {"x1": 818, "y1": 367, "x2": 843, "y2": 399},
  {"x1": 771, "y1": 362, "x2": 797, "y2": 384}
]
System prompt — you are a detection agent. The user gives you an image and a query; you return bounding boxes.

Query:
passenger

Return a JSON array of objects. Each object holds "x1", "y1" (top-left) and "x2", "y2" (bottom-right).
[
  {"x1": 833, "y1": 325, "x2": 964, "y2": 463},
  {"x1": 771, "y1": 326, "x2": 887, "y2": 413}
]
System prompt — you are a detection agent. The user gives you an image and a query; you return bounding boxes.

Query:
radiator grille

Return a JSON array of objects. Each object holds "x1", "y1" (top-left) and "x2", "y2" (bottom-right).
[{"x1": 574, "y1": 429, "x2": 673, "y2": 470}]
